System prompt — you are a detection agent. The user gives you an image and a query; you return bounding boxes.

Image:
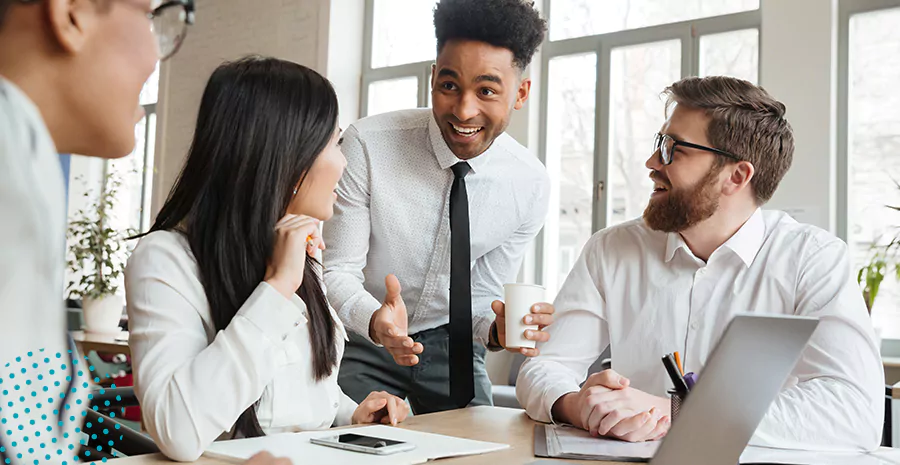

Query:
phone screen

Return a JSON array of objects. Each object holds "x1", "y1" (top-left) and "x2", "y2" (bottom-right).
[{"x1": 336, "y1": 434, "x2": 404, "y2": 449}]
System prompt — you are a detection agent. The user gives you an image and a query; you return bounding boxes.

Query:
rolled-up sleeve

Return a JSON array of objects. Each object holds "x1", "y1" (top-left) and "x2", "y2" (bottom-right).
[
  {"x1": 471, "y1": 172, "x2": 550, "y2": 345},
  {"x1": 516, "y1": 235, "x2": 610, "y2": 423}
]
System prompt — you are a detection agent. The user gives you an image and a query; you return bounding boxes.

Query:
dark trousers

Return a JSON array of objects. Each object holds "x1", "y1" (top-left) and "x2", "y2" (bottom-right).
[{"x1": 338, "y1": 325, "x2": 492, "y2": 414}]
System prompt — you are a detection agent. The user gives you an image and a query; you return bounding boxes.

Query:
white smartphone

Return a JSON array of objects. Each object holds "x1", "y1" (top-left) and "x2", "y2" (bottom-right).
[{"x1": 309, "y1": 433, "x2": 416, "y2": 455}]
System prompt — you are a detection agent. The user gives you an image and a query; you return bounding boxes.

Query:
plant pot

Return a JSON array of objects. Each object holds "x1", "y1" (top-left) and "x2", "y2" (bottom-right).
[{"x1": 82, "y1": 295, "x2": 124, "y2": 335}]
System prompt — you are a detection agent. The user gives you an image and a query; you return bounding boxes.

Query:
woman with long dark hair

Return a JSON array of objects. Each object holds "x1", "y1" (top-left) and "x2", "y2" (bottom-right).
[{"x1": 125, "y1": 56, "x2": 408, "y2": 462}]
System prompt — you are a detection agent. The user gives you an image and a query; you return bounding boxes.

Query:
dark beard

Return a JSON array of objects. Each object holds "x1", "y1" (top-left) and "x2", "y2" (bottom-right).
[{"x1": 643, "y1": 166, "x2": 721, "y2": 233}]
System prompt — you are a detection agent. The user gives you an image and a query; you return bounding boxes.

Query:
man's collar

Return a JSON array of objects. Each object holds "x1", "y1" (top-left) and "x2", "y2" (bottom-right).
[
  {"x1": 664, "y1": 208, "x2": 764, "y2": 268},
  {"x1": 721, "y1": 208, "x2": 765, "y2": 268}
]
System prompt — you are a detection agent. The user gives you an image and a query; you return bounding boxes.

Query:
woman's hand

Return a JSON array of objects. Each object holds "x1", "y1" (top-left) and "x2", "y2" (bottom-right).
[
  {"x1": 264, "y1": 214, "x2": 325, "y2": 299},
  {"x1": 351, "y1": 391, "x2": 410, "y2": 426}
]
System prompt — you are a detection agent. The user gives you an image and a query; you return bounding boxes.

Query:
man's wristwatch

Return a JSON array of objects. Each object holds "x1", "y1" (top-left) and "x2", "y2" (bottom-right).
[{"x1": 486, "y1": 322, "x2": 504, "y2": 352}]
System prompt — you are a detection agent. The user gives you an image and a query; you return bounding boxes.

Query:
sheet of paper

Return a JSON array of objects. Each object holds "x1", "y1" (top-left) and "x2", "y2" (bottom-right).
[
  {"x1": 204, "y1": 424, "x2": 509, "y2": 465},
  {"x1": 545, "y1": 425, "x2": 659, "y2": 459},
  {"x1": 741, "y1": 445, "x2": 900, "y2": 465},
  {"x1": 544, "y1": 425, "x2": 900, "y2": 465}
]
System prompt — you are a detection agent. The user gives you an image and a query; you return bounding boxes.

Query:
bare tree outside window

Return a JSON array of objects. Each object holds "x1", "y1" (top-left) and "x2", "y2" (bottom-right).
[
  {"x1": 545, "y1": 54, "x2": 597, "y2": 292},
  {"x1": 700, "y1": 29, "x2": 759, "y2": 83},
  {"x1": 608, "y1": 40, "x2": 681, "y2": 227}
]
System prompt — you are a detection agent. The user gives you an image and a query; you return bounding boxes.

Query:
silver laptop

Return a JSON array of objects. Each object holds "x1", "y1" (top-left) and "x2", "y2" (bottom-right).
[{"x1": 650, "y1": 313, "x2": 819, "y2": 465}]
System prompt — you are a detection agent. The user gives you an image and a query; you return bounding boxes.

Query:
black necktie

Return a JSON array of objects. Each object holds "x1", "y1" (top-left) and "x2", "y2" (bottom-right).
[{"x1": 449, "y1": 162, "x2": 474, "y2": 408}]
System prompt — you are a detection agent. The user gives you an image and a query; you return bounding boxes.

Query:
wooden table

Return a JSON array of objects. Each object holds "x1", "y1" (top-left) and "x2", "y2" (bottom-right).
[
  {"x1": 104, "y1": 406, "x2": 626, "y2": 465},
  {"x1": 71, "y1": 330, "x2": 131, "y2": 357}
]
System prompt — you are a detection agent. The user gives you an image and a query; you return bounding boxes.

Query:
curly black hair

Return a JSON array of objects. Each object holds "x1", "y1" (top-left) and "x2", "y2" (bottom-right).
[{"x1": 433, "y1": 0, "x2": 547, "y2": 71}]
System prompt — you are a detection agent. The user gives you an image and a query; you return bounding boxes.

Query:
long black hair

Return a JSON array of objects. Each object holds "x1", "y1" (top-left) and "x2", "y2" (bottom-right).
[{"x1": 141, "y1": 56, "x2": 339, "y2": 438}]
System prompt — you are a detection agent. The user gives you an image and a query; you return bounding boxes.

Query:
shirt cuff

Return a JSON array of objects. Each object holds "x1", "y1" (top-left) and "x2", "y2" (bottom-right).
[
  {"x1": 334, "y1": 390, "x2": 358, "y2": 427},
  {"x1": 346, "y1": 293, "x2": 384, "y2": 346},
  {"x1": 544, "y1": 384, "x2": 579, "y2": 426},
  {"x1": 474, "y1": 315, "x2": 493, "y2": 347},
  {"x1": 237, "y1": 282, "x2": 308, "y2": 344}
]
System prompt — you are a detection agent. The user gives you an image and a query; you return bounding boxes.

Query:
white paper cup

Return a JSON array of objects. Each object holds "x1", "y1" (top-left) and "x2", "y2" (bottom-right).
[{"x1": 503, "y1": 283, "x2": 545, "y2": 349}]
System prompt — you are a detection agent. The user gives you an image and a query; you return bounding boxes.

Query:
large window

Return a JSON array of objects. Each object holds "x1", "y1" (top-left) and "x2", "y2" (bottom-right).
[
  {"x1": 361, "y1": 0, "x2": 439, "y2": 117},
  {"x1": 840, "y1": 0, "x2": 900, "y2": 340},
  {"x1": 538, "y1": 1, "x2": 760, "y2": 294}
]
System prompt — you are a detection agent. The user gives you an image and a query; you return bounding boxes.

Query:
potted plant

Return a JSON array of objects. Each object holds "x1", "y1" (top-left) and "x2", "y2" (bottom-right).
[
  {"x1": 66, "y1": 172, "x2": 134, "y2": 334},
  {"x1": 857, "y1": 180, "x2": 900, "y2": 349}
]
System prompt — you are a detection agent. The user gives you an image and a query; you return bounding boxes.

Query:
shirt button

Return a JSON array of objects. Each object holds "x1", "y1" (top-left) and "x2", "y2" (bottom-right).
[
  {"x1": 333, "y1": 402, "x2": 339, "y2": 408},
  {"x1": 691, "y1": 322, "x2": 700, "y2": 330},
  {"x1": 282, "y1": 334, "x2": 288, "y2": 341},
  {"x1": 294, "y1": 321, "x2": 300, "y2": 327}
]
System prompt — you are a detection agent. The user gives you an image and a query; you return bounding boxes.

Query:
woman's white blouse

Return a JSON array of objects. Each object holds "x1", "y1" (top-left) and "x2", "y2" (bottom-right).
[{"x1": 125, "y1": 231, "x2": 356, "y2": 462}]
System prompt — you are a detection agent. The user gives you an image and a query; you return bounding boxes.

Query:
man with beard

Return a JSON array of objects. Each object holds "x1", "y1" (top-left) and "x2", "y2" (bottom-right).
[
  {"x1": 515, "y1": 76, "x2": 884, "y2": 451},
  {"x1": 323, "y1": 0, "x2": 554, "y2": 414}
]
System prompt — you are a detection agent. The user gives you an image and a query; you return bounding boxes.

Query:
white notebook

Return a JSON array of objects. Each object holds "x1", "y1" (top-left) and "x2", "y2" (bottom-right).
[{"x1": 204, "y1": 425, "x2": 509, "y2": 465}]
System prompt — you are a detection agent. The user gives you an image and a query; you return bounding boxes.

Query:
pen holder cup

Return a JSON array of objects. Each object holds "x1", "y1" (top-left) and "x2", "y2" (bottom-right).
[{"x1": 668, "y1": 389, "x2": 685, "y2": 422}]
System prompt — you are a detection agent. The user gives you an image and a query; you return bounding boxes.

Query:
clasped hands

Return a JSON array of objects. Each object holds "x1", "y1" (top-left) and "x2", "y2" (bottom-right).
[{"x1": 554, "y1": 369, "x2": 672, "y2": 442}]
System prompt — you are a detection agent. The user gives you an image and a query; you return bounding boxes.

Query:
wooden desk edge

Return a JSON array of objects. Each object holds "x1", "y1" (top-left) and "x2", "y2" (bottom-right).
[{"x1": 106, "y1": 406, "x2": 626, "y2": 465}]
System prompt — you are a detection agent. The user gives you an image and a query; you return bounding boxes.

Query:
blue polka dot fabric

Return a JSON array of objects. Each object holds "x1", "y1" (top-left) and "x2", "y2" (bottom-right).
[{"x1": 1, "y1": 348, "x2": 120, "y2": 464}]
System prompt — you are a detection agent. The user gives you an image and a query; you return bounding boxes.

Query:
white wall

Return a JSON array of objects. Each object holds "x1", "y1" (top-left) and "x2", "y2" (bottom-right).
[
  {"x1": 151, "y1": 0, "x2": 330, "y2": 214},
  {"x1": 761, "y1": 0, "x2": 838, "y2": 232}
]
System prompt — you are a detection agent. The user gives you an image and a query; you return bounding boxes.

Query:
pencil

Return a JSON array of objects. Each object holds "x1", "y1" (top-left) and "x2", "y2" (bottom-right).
[{"x1": 674, "y1": 351, "x2": 684, "y2": 375}]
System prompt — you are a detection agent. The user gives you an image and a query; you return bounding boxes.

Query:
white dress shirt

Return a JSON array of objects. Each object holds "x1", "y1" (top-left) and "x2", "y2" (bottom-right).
[
  {"x1": 323, "y1": 108, "x2": 550, "y2": 345},
  {"x1": 0, "y1": 76, "x2": 88, "y2": 465},
  {"x1": 517, "y1": 209, "x2": 885, "y2": 451},
  {"x1": 125, "y1": 231, "x2": 357, "y2": 462}
]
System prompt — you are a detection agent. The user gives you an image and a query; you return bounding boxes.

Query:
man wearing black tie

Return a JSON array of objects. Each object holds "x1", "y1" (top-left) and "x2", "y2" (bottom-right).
[{"x1": 324, "y1": 0, "x2": 554, "y2": 413}]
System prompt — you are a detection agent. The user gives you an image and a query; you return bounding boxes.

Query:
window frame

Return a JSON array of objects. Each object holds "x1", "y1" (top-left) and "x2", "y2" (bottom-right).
[
  {"x1": 836, "y1": 0, "x2": 900, "y2": 350},
  {"x1": 103, "y1": 101, "x2": 157, "y2": 232},
  {"x1": 360, "y1": 0, "x2": 434, "y2": 117}
]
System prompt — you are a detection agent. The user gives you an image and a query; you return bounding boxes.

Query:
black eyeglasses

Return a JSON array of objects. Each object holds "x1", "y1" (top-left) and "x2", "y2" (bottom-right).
[
  {"x1": 148, "y1": 0, "x2": 195, "y2": 60},
  {"x1": 653, "y1": 133, "x2": 741, "y2": 166},
  {"x1": 16, "y1": 0, "x2": 194, "y2": 61}
]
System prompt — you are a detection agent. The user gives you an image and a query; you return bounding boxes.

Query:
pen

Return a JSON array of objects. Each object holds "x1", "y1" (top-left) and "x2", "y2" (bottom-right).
[
  {"x1": 674, "y1": 351, "x2": 684, "y2": 375},
  {"x1": 662, "y1": 354, "x2": 690, "y2": 394}
]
